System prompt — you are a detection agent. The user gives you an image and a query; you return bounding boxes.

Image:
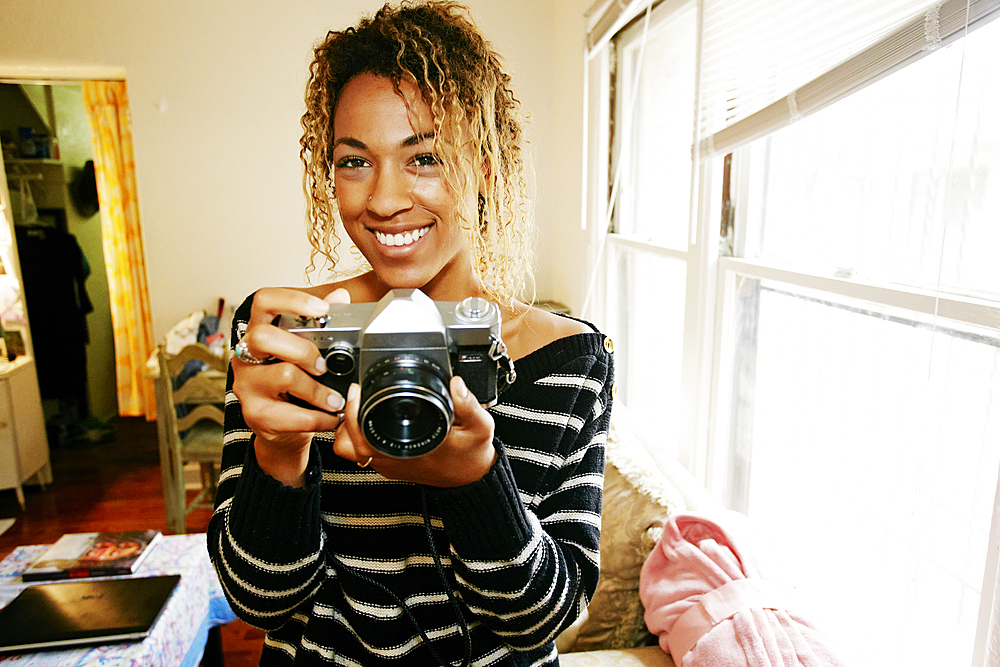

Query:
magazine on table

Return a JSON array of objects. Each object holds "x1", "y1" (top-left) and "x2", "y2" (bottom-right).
[{"x1": 21, "y1": 530, "x2": 162, "y2": 581}]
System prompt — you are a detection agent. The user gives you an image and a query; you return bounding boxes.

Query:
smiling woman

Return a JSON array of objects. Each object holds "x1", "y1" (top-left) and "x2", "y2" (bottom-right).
[{"x1": 207, "y1": 2, "x2": 615, "y2": 666}]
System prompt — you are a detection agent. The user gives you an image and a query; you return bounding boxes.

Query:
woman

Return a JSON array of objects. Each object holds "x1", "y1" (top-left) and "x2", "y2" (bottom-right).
[{"x1": 208, "y1": 2, "x2": 614, "y2": 665}]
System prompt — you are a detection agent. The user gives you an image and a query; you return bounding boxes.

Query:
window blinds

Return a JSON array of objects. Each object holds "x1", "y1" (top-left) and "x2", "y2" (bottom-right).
[
  {"x1": 590, "y1": 0, "x2": 1000, "y2": 160},
  {"x1": 698, "y1": 0, "x2": 1000, "y2": 158}
]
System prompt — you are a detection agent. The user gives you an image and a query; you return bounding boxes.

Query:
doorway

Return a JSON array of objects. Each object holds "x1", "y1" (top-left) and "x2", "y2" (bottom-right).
[{"x1": 1, "y1": 81, "x2": 118, "y2": 444}]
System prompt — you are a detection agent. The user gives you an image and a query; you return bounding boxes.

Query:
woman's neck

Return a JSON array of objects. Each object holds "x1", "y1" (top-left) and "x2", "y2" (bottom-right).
[{"x1": 338, "y1": 269, "x2": 485, "y2": 304}]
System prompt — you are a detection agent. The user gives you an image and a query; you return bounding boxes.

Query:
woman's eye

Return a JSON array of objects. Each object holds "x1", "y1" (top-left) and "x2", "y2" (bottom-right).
[
  {"x1": 335, "y1": 156, "x2": 368, "y2": 169},
  {"x1": 412, "y1": 153, "x2": 441, "y2": 167}
]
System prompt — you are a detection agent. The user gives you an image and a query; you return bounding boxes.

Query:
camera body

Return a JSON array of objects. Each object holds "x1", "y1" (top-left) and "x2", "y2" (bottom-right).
[{"x1": 277, "y1": 289, "x2": 503, "y2": 458}]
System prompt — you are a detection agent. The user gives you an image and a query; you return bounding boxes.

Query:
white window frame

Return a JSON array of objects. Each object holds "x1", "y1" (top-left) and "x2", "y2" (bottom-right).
[{"x1": 585, "y1": 0, "x2": 720, "y2": 477}]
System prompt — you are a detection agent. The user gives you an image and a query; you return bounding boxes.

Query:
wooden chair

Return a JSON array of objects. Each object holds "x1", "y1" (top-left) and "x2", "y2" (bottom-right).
[{"x1": 153, "y1": 343, "x2": 228, "y2": 534}]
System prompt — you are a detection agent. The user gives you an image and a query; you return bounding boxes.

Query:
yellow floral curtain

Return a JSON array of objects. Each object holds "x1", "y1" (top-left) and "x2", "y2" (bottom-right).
[{"x1": 82, "y1": 80, "x2": 156, "y2": 419}]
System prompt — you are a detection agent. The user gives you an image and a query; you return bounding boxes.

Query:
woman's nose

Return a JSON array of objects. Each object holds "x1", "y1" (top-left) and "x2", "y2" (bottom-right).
[{"x1": 367, "y1": 165, "x2": 413, "y2": 217}]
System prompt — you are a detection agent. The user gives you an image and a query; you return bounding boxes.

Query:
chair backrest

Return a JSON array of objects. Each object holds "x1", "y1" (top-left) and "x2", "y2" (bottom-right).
[
  {"x1": 154, "y1": 343, "x2": 227, "y2": 435},
  {"x1": 152, "y1": 343, "x2": 228, "y2": 533},
  {"x1": 160, "y1": 342, "x2": 228, "y2": 378}
]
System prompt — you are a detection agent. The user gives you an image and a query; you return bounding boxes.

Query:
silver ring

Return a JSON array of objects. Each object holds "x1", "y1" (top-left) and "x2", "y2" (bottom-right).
[
  {"x1": 357, "y1": 456, "x2": 373, "y2": 468},
  {"x1": 234, "y1": 338, "x2": 267, "y2": 364}
]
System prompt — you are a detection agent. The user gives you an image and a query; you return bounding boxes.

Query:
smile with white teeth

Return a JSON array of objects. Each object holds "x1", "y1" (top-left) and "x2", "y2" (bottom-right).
[{"x1": 374, "y1": 226, "x2": 430, "y2": 247}]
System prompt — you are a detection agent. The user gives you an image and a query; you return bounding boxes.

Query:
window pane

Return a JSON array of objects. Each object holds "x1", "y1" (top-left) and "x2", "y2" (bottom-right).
[
  {"x1": 744, "y1": 17, "x2": 1000, "y2": 300},
  {"x1": 605, "y1": 244, "x2": 686, "y2": 458},
  {"x1": 725, "y1": 279, "x2": 1000, "y2": 667},
  {"x1": 613, "y1": 2, "x2": 696, "y2": 250}
]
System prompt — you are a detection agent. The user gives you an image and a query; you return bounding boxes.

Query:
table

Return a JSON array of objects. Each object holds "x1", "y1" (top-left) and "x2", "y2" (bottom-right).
[{"x1": 0, "y1": 534, "x2": 238, "y2": 667}]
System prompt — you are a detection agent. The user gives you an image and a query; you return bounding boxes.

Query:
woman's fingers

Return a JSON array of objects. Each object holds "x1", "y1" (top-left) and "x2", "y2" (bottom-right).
[
  {"x1": 324, "y1": 287, "x2": 352, "y2": 306},
  {"x1": 238, "y1": 324, "x2": 331, "y2": 376},
  {"x1": 240, "y1": 385, "x2": 343, "y2": 438},
  {"x1": 250, "y1": 287, "x2": 330, "y2": 325},
  {"x1": 448, "y1": 375, "x2": 495, "y2": 443},
  {"x1": 236, "y1": 287, "x2": 355, "y2": 376},
  {"x1": 233, "y1": 289, "x2": 327, "y2": 373},
  {"x1": 233, "y1": 357, "x2": 345, "y2": 413},
  {"x1": 332, "y1": 383, "x2": 376, "y2": 464}
]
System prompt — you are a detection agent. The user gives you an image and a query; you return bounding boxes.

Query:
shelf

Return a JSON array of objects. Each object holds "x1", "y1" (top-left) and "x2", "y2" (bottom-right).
[{"x1": 4, "y1": 158, "x2": 62, "y2": 166}]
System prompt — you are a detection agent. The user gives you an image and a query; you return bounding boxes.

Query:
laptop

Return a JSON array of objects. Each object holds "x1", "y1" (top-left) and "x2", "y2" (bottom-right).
[{"x1": 0, "y1": 574, "x2": 181, "y2": 653}]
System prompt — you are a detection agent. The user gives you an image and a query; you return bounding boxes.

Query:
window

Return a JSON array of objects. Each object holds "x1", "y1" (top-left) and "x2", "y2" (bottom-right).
[
  {"x1": 719, "y1": 22, "x2": 1000, "y2": 663},
  {"x1": 586, "y1": 0, "x2": 1000, "y2": 664},
  {"x1": 593, "y1": 0, "x2": 700, "y2": 465}
]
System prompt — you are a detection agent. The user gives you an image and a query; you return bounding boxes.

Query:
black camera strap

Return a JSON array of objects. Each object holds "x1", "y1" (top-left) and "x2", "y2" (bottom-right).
[{"x1": 489, "y1": 335, "x2": 516, "y2": 395}]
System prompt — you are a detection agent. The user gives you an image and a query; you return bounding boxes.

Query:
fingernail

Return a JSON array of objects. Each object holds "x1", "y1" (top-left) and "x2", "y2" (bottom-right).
[
  {"x1": 327, "y1": 392, "x2": 345, "y2": 411},
  {"x1": 347, "y1": 383, "x2": 359, "y2": 403},
  {"x1": 329, "y1": 288, "x2": 351, "y2": 302},
  {"x1": 315, "y1": 356, "x2": 327, "y2": 374},
  {"x1": 307, "y1": 296, "x2": 328, "y2": 315},
  {"x1": 454, "y1": 376, "x2": 468, "y2": 399}
]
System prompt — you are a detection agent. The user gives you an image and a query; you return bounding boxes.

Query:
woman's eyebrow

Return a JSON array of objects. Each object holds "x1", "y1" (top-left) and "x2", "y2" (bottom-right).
[
  {"x1": 332, "y1": 132, "x2": 435, "y2": 150},
  {"x1": 333, "y1": 136, "x2": 366, "y2": 149},
  {"x1": 402, "y1": 131, "x2": 436, "y2": 147}
]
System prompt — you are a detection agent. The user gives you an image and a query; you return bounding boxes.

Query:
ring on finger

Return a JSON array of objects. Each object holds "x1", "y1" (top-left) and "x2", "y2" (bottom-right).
[
  {"x1": 357, "y1": 456, "x2": 373, "y2": 468},
  {"x1": 233, "y1": 338, "x2": 269, "y2": 365}
]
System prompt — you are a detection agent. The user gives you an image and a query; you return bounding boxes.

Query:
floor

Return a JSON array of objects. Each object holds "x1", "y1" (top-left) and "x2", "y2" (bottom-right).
[{"x1": 0, "y1": 416, "x2": 265, "y2": 666}]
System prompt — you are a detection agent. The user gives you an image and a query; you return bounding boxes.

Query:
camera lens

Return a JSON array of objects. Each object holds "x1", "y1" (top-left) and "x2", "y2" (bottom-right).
[
  {"x1": 368, "y1": 396, "x2": 439, "y2": 448},
  {"x1": 359, "y1": 354, "x2": 453, "y2": 458}
]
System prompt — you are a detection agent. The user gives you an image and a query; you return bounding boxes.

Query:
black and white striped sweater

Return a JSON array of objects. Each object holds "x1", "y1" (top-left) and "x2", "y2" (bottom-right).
[{"x1": 208, "y1": 298, "x2": 614, "y2": 666}]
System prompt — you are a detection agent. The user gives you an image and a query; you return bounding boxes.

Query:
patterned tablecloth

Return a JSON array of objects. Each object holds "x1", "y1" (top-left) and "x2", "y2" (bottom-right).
[{"x1": 0, "y1": 533, "x2": 238, "y2": 667}]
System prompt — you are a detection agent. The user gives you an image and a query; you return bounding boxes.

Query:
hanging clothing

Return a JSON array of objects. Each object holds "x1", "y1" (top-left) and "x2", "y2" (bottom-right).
[{"x1": 15, "y1": 224, "x2": 93, "y2": 413}]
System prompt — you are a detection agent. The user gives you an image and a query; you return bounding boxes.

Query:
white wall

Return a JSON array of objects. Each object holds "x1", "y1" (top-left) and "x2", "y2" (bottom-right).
[
  {"x1": 0, "y1": 0, "x2": 596, "y2": 340},
  {"x1": 547, "y1": 0, "x2": 596, "y2": 316}
]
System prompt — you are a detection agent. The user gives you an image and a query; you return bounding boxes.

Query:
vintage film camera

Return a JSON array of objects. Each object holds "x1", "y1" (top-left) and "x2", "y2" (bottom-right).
[{"x1": 279, "y1": 289, "x2": 509, "y2": 458}]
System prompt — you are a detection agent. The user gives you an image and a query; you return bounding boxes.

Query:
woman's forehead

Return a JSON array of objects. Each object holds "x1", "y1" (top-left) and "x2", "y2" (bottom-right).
[
  {"x1": 333, "y1": 74, "x2": 434, "y2": 142},
  {"x1": 332, "y1": 73, "x2": 477, "y2": 167}
]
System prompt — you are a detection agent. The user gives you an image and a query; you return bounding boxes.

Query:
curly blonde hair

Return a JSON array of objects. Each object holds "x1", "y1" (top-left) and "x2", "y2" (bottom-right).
[{"x1": 300, "y1": 0, "x2": 533, "y2": 307}]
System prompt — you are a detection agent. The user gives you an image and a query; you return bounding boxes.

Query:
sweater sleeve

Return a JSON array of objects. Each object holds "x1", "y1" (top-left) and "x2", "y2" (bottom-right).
[
  {"x1": 207, "y1": 293, "x2": 328, "y2": 631},
  {"x1": 425, "y1": 338, "x2": 613, "y2": 651}
]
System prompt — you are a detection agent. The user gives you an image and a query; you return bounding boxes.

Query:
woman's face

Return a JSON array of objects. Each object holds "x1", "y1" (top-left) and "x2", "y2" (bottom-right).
[{"x1": 331, "y1": 74, "x2": 479, "y2": 298}]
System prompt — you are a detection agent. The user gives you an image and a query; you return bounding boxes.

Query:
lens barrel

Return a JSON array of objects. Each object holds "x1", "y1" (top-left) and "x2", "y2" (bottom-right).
[{"x1": 359, "y1": 354, "x2": 453, "y2": 458}]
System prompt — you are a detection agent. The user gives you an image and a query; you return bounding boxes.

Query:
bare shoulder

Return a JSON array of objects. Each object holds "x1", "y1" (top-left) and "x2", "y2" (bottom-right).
[
  {"x1": 502, "y1": 304, "x2": 593, "y2": 361},
  {"x1": 527, "y1": 306, "x2": 592, "y2": 338}
]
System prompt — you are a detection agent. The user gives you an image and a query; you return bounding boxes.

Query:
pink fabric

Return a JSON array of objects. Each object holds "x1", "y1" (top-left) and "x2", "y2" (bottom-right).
[{"x1": 639, "y1": 513, "x2": 845, "y2": 667}]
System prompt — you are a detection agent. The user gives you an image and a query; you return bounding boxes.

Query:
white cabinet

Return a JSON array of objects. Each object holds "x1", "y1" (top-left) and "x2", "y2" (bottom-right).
[{"x1": 0, "y1": 356, "x2": 52, "y2": 509}]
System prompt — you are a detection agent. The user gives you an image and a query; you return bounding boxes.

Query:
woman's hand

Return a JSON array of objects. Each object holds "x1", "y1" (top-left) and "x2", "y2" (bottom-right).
[
  {"x1": 231, "y1": 287, "x2": 351, "y2": 487},
  {"x1": 332, "y1": 375, "x2": 498, "y2": 487}
]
